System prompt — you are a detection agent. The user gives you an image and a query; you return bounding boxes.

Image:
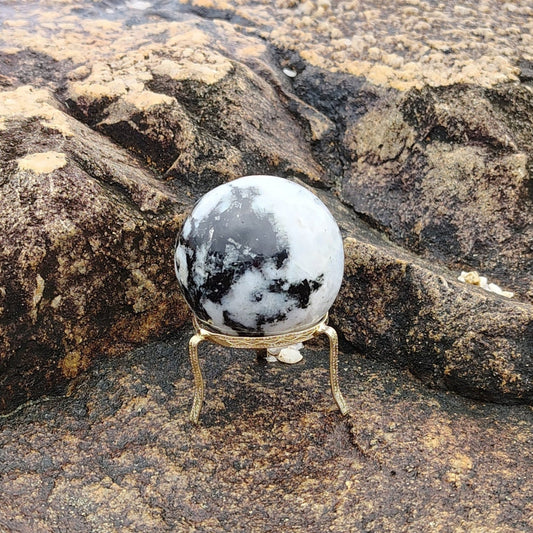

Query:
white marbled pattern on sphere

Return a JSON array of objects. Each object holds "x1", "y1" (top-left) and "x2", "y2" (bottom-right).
[{"x1": 175, "y1": 175, "x2": 344, "y2": 336}]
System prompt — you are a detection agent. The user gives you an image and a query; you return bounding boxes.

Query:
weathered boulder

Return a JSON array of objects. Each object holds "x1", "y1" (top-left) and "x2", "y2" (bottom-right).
[
  {"x1": 288, "y1": 64, "x2": 533, "y2": 302},
  {"x1": 314, "y1": 192, "x2": 533, "y2": 404},
  {"x1": 299, "y1": 73, "x2": 533, "y2": 403},
  {"x1": 0, "y1": 16, "x2": 332, "y2": 412},
  {"x1": 0, "y1": 85, "x2": 189, "y2": 412},
  {"x1": 63, "y1": 18, "x2": 328, "y2": 192},
  {"x1": 338, "y1": 237, "x2": 533, "y2": 403},
  {"x1": 0, "y1": 0, "x2": 531, "y2": 412},
  {"x1": 339, "y1": 83, "x2": 533, "y2": 302}
]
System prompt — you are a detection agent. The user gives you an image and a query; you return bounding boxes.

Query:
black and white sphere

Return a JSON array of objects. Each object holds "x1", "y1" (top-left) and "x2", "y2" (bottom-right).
[{"x1": 175, "y1": 175, "x2": 344, "y2": 336}]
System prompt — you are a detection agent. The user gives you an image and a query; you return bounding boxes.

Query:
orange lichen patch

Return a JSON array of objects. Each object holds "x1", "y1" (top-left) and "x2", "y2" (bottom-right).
[
  {"x1": 59, "y1": 350, "x2": 90, "y2": 379},
  {"x1": 17, "y1": 151, "x2": 68, "y2": 174},
  {"x1": 0, "y1": 86, "x2": 74, "y2": 136}
]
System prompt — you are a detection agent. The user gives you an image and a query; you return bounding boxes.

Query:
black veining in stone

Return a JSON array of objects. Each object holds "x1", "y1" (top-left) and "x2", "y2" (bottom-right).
[{"x1": 176, "y1": 183, "x2": 327, "y2": 335}]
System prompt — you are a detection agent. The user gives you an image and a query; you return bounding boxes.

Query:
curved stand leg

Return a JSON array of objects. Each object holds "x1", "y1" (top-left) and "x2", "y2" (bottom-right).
[
  {"x1": 185, "y1": 315, "x2": 347, "y2": 423},
  {"x1": 318, "y1": 324, "x2": 349, "y2": 416},
  {"x1": 189, "y1": 333, "x2": 206, "y2": 424}
]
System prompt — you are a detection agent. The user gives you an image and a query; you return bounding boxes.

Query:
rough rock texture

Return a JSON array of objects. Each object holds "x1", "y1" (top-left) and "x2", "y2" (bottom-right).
[
  {"x1": 0, "y1": 0, "x2": 531, "y2": 411},
  {"x1": 0, "y1": 21, "x2": 334, "y2": 411},
  {"x1": 0, "y1": 84, "x2": 190, "y2": 412},
  {"x1": 338, "y1": 237, "x2": 533, "y2": 404},
  {"x1": 307, "y1": 194, "x2": 532, "y2": 404},
  {"x1": 64, "y1": 21, "x2": 327, "y2": 192},
  {"x1": 240, "y1": 0, "x2": 533, "y2": 90},
  {"x1": 1, "y1": 333, "x2": 532, "y2": 532},
  {"x1": 0, "y1": 0, "x2": 533, "y2": 530},
  {"x1": 340, "y1": 84, "x2": 533, "y2": 301}
]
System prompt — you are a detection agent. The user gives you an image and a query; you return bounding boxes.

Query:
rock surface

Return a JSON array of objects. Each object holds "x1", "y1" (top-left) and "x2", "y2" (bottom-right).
[
  {"x1": 1, "y1": 0, "x2": 533, "y2": 530},
  {"x1": 0, "y1": 84, "x2": 190, "y2": 412},
  {"x1": 339, "y1": 83, "x2": 533, "y2": 301},
  {"x1": 0, "y1": 0, "x2": 531, "y2": 410},
  {"x1": 309, "y1": 193, "x2": 532, "y2": 404},
  {"x1": 1, "y1": 332, "x2": 532, "y2": 532}
]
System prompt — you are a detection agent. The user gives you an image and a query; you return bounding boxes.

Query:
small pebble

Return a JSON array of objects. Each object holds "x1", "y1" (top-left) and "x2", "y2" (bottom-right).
[
  {"x1": 458, "y1": 270, "x2": 514, "y2": 298},
  {"x1": 125, "y1": 0, "x2": 152, "y2": 10},
  {"x1": 283, "y1": 67, "x2": 297, "y2": 78},
  {"x1": 277, "y1": 347, "x2": 303, "y2": 364},
  {"x1": 267, "y1": 342, "x2": 303, "y2": 356}
]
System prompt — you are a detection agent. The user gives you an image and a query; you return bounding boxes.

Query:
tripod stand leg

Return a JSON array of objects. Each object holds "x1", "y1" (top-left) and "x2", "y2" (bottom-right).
[
  {"x1": 188, "y1": 332, "x2": 206, "y2": 424},
  {"x1": 318, "y1": 324, "x2": 349, "y2": 416}
]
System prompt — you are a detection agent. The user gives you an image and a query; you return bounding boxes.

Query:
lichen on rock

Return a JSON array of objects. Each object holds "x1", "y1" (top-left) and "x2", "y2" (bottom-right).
[{"x1": 17, "y1": 151, "x2": 67, "y2": 174}]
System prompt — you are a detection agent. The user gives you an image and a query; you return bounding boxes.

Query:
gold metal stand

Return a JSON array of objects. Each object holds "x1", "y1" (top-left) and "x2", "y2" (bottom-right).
[{"x1": 187, "y1": 314, "x2": 349, "y2": 423}]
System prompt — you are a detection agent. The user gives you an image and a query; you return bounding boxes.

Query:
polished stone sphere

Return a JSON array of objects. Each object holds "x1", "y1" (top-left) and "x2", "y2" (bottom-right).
[{"x1": 175, "y1": 175, "x2": 344, "y2": 336}]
